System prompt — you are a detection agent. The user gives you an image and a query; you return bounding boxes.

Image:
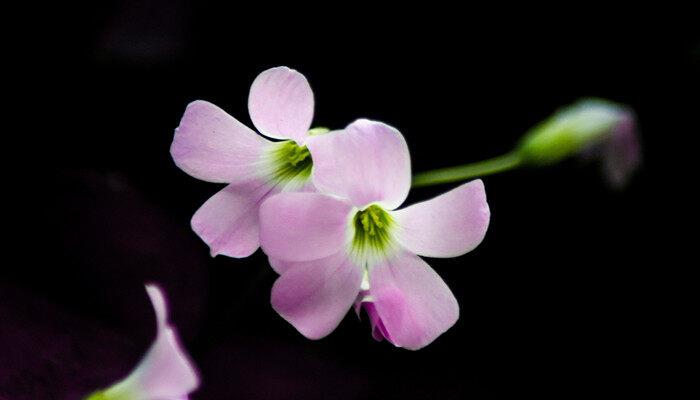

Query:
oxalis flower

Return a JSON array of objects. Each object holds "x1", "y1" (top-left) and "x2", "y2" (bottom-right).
[
  {"x1": 259, "y1": 119, "x2": 490, "y2": 350},
  {"x1": 171, "y1": 66, "x2": 328, "y2": 257},
  {"x1": 84, "y1": 284, "x2": 199, "y2": 399}
]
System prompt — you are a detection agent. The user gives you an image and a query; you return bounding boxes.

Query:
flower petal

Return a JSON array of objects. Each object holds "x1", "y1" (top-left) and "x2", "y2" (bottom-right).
[
  {"x1": 192, "y1": 180, "x2": 274, "y2": 258},
  {"x1": 268, "y1": 257, "x2": 306, "y2": 275},
  {"x1": 271, "y1": 252, "x2": 362, "y2": 339},
  {"x1": 307, "y1": 119, "x2": 411, "y2": 210},
  {"x1": 248, "y1": 66, "x2": 314, "y2": 143},
  {"x1": 125, "y1": 328, "x2": 199, "y2": 398},
  {"x1": 354, "y1": 297, "x2": 392, "y2": 342},
  {"x1": 602, "y1": 111, "x2": 641, "y2": 188},
  {"x1": 391, "y1": 180, "x2": 490, "y2": 258},
  {"x1": 145, "y1": 284, "x2": 168, "y2": 330},
  {"x1": 259, "y1": 192, "x2": 352, "y2": 262},
  {"x1": 105, "y1": 285, "x2": 199, "y2": 399},
  {"x1": 171, "y1": 100, "x2": 270, "y2": 184},
  {"x1": 368, "y1": 251, "x2": 459, "y2": 350}
]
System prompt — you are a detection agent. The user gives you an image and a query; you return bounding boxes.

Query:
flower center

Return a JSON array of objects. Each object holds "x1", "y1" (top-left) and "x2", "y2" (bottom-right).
[
  {"x1": 267, "y1": 140, "x2": 313, "y2": 189},
  {"x1": 350, "y1": 205, "x2": 394, "y2": 264}
]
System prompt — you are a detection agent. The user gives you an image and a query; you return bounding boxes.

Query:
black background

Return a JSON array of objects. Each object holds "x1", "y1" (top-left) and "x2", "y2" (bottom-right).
[{"x1": 2, "y1": 3, "x2": 696, "y2": 399}]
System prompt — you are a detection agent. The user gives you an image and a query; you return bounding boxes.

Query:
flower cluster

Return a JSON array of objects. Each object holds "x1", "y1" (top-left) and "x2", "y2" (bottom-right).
[
  {"x1": 81, "y1": 66, "x2": 641, "y2": 398},
  {"x1": 171, "y1": 67, "x2": 490, "y2": 350}
]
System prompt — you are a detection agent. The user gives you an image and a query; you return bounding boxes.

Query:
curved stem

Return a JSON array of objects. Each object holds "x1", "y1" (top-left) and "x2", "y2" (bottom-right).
[{"x1": 412, "y1": 151, "x2": 523, "y2": 188}]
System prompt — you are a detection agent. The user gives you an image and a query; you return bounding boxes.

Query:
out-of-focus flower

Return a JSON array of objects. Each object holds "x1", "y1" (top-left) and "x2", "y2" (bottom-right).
[
  {"x1": 171, "y1": 66, "x2": 328, "y2": 257},
  {"x1": 259, "y1": 119, "x2": 490, "y2": 350},
  {"x1": 84, "y1": 285, "x2": 199, "y2": 400},
  {"x1": 517, "y1": 98, "x2": 641, "y2": 188}
]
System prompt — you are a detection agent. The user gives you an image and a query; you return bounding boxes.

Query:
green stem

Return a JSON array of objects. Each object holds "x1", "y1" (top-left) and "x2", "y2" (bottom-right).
[{"x1": 412, "y1": 151, "x2": 523, "y2": 188}]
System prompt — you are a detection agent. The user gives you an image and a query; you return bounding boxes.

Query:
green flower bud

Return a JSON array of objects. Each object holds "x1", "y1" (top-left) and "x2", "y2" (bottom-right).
[{"x1": 517, "y1": 98, "x2": 628, "y2": 166}]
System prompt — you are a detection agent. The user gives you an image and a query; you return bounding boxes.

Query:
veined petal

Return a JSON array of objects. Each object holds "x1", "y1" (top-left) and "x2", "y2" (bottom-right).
[
  {"x1": 248, "y1": 66, "x2": 314, "y2": 144},
  {"x1": 101, "y1": 285, "x2": 199, "y2": 400},
  {"x1": 191, "y1": 180, "x2": 274, "y2": 258},
  {"x1": 368, "y1": 252, "x2": 459, "y2": 350},
  {"x1": 391, "y1": 180, "x2": 490, "y2": 258},
  {"x1": 307, "y1": 119, "x2": 411, "y2": 210},
  {"x1": 171, "y1": 100, "x2": 269, "y2": 184},
  {"x1": 259, "y1": 192, "x2": 352, "y2": 262},
  {"x1": 271, "y1": 252, "x2": 362, "y2": 339}
]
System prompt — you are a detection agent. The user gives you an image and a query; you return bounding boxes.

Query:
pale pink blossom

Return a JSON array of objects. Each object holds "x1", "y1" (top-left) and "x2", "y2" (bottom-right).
[
  {"x1": 171, "y1": 66, "x2": 324, "y2": 257},
  {"x1": 260, "y1": 119, "x2": 490, "y2": 350}
]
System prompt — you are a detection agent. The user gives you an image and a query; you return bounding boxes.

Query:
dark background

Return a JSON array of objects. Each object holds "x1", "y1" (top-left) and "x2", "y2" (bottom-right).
[{"x1": 2, "y1": 3, "x2": 696, "y2": 399}]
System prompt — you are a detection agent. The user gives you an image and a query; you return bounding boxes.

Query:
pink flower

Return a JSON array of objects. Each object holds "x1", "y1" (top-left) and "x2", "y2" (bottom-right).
[
  {"x1": 85, "y1": 284, "x2": 199, "y2": 400},
  {"x1": 259, "y1": 119, "x2": 490, "y2": 350},
  {"x1": 171, "y1": 66, "x2": 325, "y2": 257}
]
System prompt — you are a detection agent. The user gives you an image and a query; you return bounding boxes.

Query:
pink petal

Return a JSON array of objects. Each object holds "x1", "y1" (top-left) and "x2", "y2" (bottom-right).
[
  {"x1": 267, "y1": 242, "x2": 335, "y2": 274},
  {"x1": 268, "y1": 257, "x2": 302, "y2": 275},
  {"x1": 306, "y1": 119, "x2": 411, "y2": 210},
  {"x1": 171, "y1": 100, "x2": 270, "y2": 184},
  {"x1": 127, "y1": 327, "x2": 200, "y2": 398},
  {"x1": 191, "y1": 180, "x2": 274, "y2": 258},
  {"x1": 368, "y1": 251, "x2": 459, "y2": 350},
  {"x1": 145, "y1": 284, "x2": 168, "y2": 330},
  {"x1": 248, "y1": 66, "x2": 314, "y2": 144},
  {"x1": 107, "y1": 285, "x2": 199, "y2": 399},
  {"x1": 259, "y1": 192, "x2": 352, "y2": 262},
  {"x1": 354, "y1": 296, "x2": 392, "y2": 342},
  {"x1": 267, "y1": 257, "x2": 287, "y2": 274},
  {"x1": 602, "y1": 111, "x2": 642, "y2": 188},
  {"x1": 271, "y1": 252, "x2": 362, "y2": 339},
  {"x1": 391, "y1": 180, "x2": 490, "y2": 258}
]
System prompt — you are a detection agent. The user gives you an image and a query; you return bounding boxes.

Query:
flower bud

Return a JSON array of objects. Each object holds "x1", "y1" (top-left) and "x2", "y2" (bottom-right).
[{"x1": 516, "y1": 98, "x2": 641, "y2": 187}]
